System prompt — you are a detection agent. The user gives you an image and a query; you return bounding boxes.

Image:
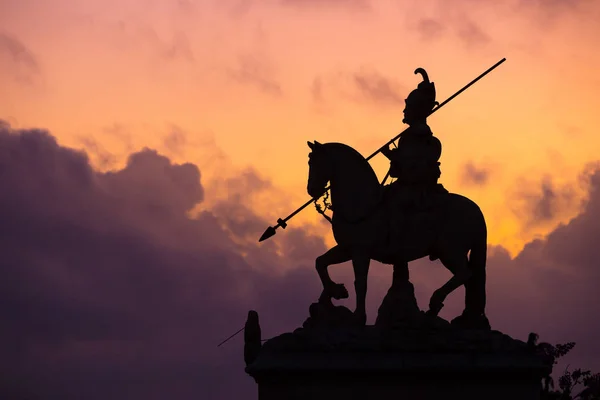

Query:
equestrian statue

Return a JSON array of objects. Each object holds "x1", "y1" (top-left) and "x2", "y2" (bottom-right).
[{"x1": 306, "y1": 68, "x2": 489, "y2": 329}]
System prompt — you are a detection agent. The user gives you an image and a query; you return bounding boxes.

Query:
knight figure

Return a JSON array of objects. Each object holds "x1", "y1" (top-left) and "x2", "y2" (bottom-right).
[
  {"x1": 379, "y1": 68, "x2": 449, "y2": 264},
  {"x1": 379, "y1": 68, "x2": 488, "y2": 329}
]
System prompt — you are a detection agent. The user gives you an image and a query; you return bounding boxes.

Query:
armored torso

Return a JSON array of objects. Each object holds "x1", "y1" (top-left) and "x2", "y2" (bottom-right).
[{"x1": 388, "y1": 123, "x2": 442, "y2": 185}]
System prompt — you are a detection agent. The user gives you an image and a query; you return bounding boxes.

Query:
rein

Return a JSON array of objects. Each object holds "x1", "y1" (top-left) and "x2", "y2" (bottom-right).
[
  {"x1": 314, "y1": 188, "x2": 384, "y2": 226},
  {"x1": 312, "y1": 143, "x2": 386, "y2": 226},
  {"x1": 313, "y1": 190, "x2": 333, "y2": 224}
]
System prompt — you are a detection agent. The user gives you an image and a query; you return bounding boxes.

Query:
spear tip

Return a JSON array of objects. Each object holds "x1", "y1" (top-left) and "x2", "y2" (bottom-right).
[{"x1": 259, "y1": 226, "x2": 277, "y2": 242}]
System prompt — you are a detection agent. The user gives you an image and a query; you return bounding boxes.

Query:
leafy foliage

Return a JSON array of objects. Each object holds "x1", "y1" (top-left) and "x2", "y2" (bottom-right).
[{"x1": 532, "y1": 333, "x2": 600, "y2": 400}]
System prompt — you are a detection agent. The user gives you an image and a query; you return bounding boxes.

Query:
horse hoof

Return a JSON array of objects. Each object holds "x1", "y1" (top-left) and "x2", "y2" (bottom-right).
[
  {"x1": 318, "y1": 291, "x2": 334, "y2": 305},
  {"x1": 425, "y1": 309, "x2": 439, "y2": 318},
  {"x1": 426, "y1": 302, "x2": 444, "y2": 317},
  {"x1": 451, "y1": 313, "x2": 491, "y2": 330},
  {"x1": 330, "y1": 283, "x2": 349, "y2": 300}
]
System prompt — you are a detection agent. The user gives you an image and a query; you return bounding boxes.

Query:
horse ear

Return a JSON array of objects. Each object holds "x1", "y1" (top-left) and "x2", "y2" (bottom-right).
[
  {"x1": 307, "y1": 141, "x2": 314, "y2": 150},
  {"x1": 314, "y1": 140, "x2": 322, "y2": 146}
]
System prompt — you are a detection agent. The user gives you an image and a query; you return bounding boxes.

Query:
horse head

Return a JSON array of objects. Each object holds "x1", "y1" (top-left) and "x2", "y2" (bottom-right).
[
  {"x1": 307, "y1": 141, "x2": 382, "y2": 225},
  {"x1": 307, "y1": 140, "x2": 329, "y2": 199}
]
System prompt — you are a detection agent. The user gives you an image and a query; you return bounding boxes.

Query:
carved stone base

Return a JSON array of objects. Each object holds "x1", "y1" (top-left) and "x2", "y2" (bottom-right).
[
  {"x1": 255, "y1": 373, "x2": 544, "y2": 400},
  {"x1": 302, "y1": 302, "x2": 356, "y2": 330},
  {"x1": 245, "y1": 306, "x2": 552, "y2": 400},
  {"x1": 375, "y1": 280, "x2": 422, "y2": 328}
]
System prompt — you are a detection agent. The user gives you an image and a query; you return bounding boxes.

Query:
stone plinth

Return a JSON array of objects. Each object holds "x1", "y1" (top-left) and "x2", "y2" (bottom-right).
[{"x1": 245, "y1": 308, "x2": 552, "y2": 400}]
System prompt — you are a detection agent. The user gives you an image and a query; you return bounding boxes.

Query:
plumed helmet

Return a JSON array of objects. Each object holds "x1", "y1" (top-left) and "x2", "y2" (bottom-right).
[{"x1": 405, "y1": 68, "x2": 439, "y2": 114}]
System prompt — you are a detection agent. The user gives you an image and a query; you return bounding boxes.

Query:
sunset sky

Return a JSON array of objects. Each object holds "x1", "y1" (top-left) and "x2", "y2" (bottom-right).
[{"x1": 2, "y1": 0, "x2": 600, "y2": 399}]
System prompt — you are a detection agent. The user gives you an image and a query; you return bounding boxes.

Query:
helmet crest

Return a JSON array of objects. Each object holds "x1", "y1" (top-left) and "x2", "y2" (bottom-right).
[{"x1": 406, "y1": 67, "x2": 439, "y2": 113}]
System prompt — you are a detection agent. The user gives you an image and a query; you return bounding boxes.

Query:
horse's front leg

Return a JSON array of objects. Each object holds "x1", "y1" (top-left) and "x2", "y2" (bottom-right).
[
  {"x1": 316, "y1": 245, "x2": 352, "y2": 303},
  {"x1": 352, "y1": 250, "x2": 371, "y2": 326}
]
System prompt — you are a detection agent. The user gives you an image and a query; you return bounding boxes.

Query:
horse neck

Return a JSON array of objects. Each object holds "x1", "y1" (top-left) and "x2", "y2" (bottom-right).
[{"x1": 330, "y1": 150, "x2": 381, "y2": 219}]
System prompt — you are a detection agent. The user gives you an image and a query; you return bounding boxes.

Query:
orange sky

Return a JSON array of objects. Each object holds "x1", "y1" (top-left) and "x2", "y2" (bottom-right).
[{"x1": 2, "y1": 0, "x2": 600, "y2": 255}]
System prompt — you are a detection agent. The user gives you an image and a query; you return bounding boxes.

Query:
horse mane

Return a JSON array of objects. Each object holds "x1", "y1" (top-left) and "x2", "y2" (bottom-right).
[{"x1": 322, "y1": 142, "x2": 380, "y2": 188}]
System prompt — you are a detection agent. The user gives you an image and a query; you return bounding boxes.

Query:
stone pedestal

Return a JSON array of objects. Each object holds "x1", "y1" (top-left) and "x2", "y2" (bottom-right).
[
  {"x1": 245, "y1": 306, "x2": 552, "y2": 400},
  {"x1": 248, "y1": 351, "x2": 548, "y2": 400}
]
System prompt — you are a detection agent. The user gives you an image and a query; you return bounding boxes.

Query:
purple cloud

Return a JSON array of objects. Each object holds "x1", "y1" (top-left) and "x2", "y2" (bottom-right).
[
  {"x1": 1, "y1": 120, "x2": 600, "y2": 399},
  {"x1": 280, "y1": 0, "x2": 370, "y2": 10},
  {"x1": 311, "y1": 68, "x2": 409, "y2": 109},
  {"x1": 228, "y1": 54, "x2": 283, "y2": 96},
  {"x1": 0, "y1": 121, "x2": 332, "y2": 399},
  {"x1": 0, "y1": 31, "x2": 40, "y2": 84},
  {"x1": 510, "y1": 176, "x2": 578, "y2": 228},
  {"x1": 460, "y1": 161, "x2": 491, "y2": 186}
]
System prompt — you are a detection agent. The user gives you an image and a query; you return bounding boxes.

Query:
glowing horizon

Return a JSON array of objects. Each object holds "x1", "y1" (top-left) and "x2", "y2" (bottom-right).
[{"x1": 3, "y1": 0, "x2": 600, "y2": 255}]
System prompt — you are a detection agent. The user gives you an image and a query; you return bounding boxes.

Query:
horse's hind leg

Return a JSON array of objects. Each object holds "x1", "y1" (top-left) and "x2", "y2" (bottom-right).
[
  {"x1": 428, "y1": 254, "x2": 471, "y2": 316},
  {"x1": 465, "y1": 240, "x2": 487, "y2": 316},
  {"x1": 316, "y1": 245, "x2": 352, "y2": 303},
  {"x1": 352, "y1": 250, "x2": 371, "y2": 326}
]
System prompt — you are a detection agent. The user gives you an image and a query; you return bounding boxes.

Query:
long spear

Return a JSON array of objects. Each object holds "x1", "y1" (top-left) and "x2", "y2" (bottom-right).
[{"x1": 258, "y1": 58, "x2": 506, "y2": 242}]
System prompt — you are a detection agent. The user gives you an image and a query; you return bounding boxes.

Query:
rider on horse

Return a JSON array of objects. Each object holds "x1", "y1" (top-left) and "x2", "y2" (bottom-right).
[
  {"x1": 380, "y1": 68, "x2": 449, "y2": 258},
  {"x1": 381, "y1": 67, "x2": 448, "y2": 212},
  {"x1": 379, "y1": 69, "x2": 489, "y2": 329}
]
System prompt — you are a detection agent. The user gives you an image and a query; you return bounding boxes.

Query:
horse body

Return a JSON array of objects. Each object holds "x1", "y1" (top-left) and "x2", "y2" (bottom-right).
[{"x1": 307, "y1": 141, "x2": 487, "y2": 325}]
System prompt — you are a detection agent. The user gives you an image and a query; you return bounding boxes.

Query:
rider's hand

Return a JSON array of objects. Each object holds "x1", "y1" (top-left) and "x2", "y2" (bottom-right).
[{"x1": 381, "y1": 144, "x2": 393, "y2": 158}]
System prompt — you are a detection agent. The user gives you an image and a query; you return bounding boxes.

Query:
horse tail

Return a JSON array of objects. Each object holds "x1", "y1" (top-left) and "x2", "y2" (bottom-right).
[{"x1": 466, "y1": 211, "x2": 487, "y2": 315}]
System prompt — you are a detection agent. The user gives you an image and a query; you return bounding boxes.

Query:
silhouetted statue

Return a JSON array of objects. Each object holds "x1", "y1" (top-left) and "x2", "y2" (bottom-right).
[
  {"x1": 244, "y1": 310, "x2": 261, "y2": 366},
  {"x1": 381, "y1": 68, "x2": 448, "y2": 242},
  {"x1": 306, "y1": 69, "x2": 488, "y2": 329},
  {"x1": 377, "y1": 69, "x2": 451, "y2": 326}
]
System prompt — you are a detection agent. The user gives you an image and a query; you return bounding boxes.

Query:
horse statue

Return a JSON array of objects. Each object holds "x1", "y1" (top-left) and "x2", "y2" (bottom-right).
[{"x1": 307, "y1": 140, "x2": 488, "y2": 327}]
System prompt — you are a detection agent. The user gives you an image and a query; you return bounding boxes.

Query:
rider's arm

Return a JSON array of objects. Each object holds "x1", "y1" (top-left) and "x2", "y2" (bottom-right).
[{"x1": 381, "y1": 144, "x2": 395, "y2": 159}]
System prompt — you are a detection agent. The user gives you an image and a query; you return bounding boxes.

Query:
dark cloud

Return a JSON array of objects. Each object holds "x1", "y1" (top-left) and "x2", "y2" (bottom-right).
[
  {"x1": 411, "y1": 14, "x2": 491, "y2": 48},
  {"x1": 142, "y1": 28, "x2": 195, "y2": 63},
  {"x1": 102, "y1": 123, "x2": 135, "y2": 153},
  {"x1": 416, "y1": 18, "x2": 446, "y2": 41},
  {"x1": 415, "y1": 166, "x2": 600, "y2": 372},
  {"x1": 352, "y1": 69, "x2": 406, "y2": 106},
  {"x1": 455, "y1": 18, "x2": 491, "y2": 48},
  {"x1": 312, "y1": 68, "x2": 408, "y2": 109},
  {"x1": 428, "y1": 0, "x2": 600, "y2": 37},
  {"x1": 228, "y1": 54, "x2": 283, "y2": 96},
  {"x1": 105, "y1": 22, "x2": 195, "y2": 64},
  {"x1": 532, "y1": 179, "x2": 571, "y2": 222},
  {"x1": 0, "y1": 121, "x2": 334, "y2": 399},
  {"x1": 78, "y1": 136, "x2": 119, "y2": 170},
  {"x1": 280, "y1": 0, "x2": 370, "y2": 10},
  {"x1": 0, "y1": 31, "x2": 40, "y2": 84},
  {"x1": 511, "y1": 176, "x2": 578, "y2": 227},
  {"x1": 163, "y1": 125, "x2": 188, "y2": 156},
  {"x1": 163, "y1": 32, "x2": 195, "y2": 62},
  {"x1": 77, "y1": 123, "x2": 136, "y2": 171},
  {"x1": 514, "y1": 0, "x2": 597, "y2": 23},
  {"x1": 460, "y1": 161, "x2": 491, "y2": 186},
  {"x1": 177, "y1": 0, "x2": 196, "y2": 13},
  {"x1": 311, "y1": 76, "x2": 324, "y2": 103},
  {"x1": 2, "y1": 120, "x2": 600, "y2": 398},
  {"x1": 498, "y1": 169, "x2": 600, "y2": 368}
]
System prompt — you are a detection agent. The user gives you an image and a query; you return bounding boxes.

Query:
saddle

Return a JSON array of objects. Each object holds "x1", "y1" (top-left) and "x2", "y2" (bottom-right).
[{"x1": 383, "y1": 183, "x2": 449, "y2": 258}]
